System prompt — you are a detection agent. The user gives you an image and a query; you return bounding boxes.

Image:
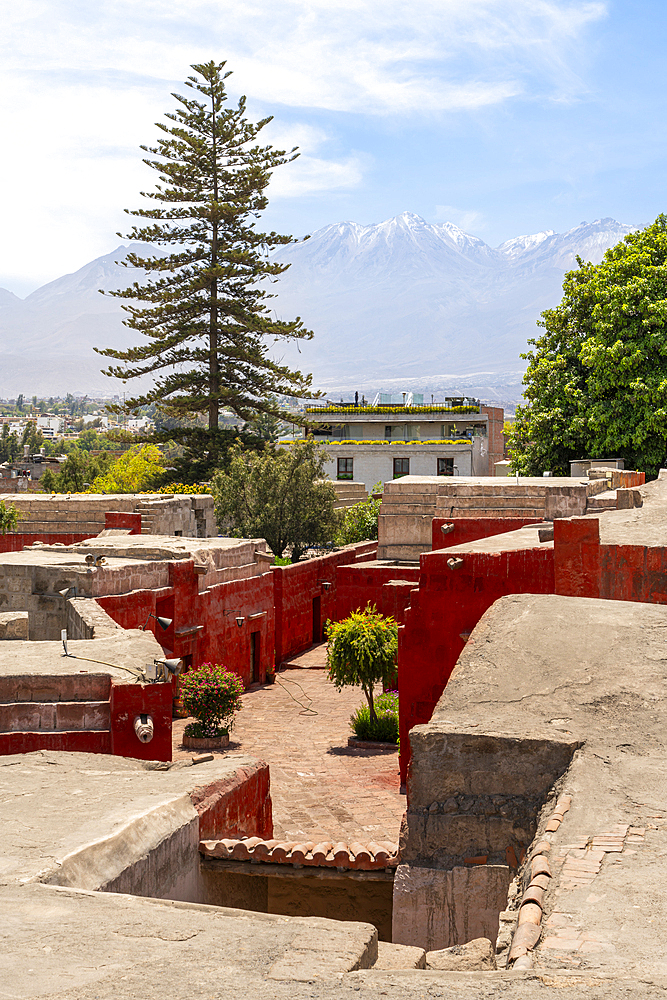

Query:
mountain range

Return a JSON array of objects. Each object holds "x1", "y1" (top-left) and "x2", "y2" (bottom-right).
[{"x1": 0, "y1": 213, "x2": 636, "y2": 406}]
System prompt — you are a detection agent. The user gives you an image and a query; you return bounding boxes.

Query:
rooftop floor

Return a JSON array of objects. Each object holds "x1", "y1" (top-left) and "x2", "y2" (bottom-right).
[{"x1": 410, "y1": 593, "x2": 667, "y2": 979}]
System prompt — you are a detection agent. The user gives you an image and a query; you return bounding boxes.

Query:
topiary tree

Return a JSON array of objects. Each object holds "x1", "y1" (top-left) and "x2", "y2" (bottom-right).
[
  {"x1": 179, "y1": 662, "x2": 244, "y2": 738},
  {"x1": 326, "y1": 605, "x2": 398, "y2": 722}
]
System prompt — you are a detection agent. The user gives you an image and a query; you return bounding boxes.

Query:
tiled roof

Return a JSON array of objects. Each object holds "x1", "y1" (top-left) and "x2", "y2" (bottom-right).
[{"x1": 199, "y1": 837, "x2": 399, "y2": 870}]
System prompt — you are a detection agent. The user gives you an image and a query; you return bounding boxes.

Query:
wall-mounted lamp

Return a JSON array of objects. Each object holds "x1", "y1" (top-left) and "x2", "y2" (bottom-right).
[
  {"x1": 318, "y1": 580, "x2": 332, "y2": 591},
  {"x1": 142, "y1": 613, "x2": 173, "y2": 632},
  {"x1": 84, "y1": 554, "x2": 106, "y2": 567},
  {"x1": 58, "y1": 586, "x2": 77, "y2": 599},
  {"x1": 224, "y1": 610, "x2": 245, "y2": 627},
  {"x1": 153, "y1": 657, "x2": 182, "y2": 677}
]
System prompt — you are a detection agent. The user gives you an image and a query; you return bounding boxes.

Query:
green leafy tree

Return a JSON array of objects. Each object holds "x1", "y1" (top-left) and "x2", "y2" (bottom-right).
[
  {"x1": 211, "y1": 439, "x2": 339, "y2": 561},
  {"x1": 90, "y1": 444, "x2": 165, "y2": 493},
  {"x1": 96, "y1": 60, "x2": 316, "y2": 476},
  {"x1": 0, "y1": 425, "x2": 20, "y2": 463},
  {"x1": 326, "y1": 605, "x2": 398, "y2": 723},
  {"x1": 336, "y1": 483, "x2": 382, "y2": 545},
  {"x1": 40, "y1": 451, "x2": 115, "y2": 493},
  {"x1": 0, "y1": 500, "x2": 20, "y2": 534},
  {"x1": 510, "y1": 215, "x2": 667, "y2": 477}
]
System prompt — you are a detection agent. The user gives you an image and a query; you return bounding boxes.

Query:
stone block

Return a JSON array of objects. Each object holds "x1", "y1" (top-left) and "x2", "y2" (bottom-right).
[
  {"x1": 392, "y1": 864, "x2": 511, "y2": 951},
  {"x1": 0, "y1": 611, "x2": 29, "y2": 640},
  {"x1": 426, "y1": 937, "x2": 496, "y2": 970},
  {"x1": 374, "y1": 941, "x2": 426, "y2": 969}
]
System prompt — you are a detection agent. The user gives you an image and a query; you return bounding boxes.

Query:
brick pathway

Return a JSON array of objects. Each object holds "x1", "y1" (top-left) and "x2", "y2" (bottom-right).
[{"x1": 173, "y1": 652, "x2": 404, "y2": 845}]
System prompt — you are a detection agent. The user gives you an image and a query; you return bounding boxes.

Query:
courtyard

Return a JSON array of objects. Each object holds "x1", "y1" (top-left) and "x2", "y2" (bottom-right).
[{"x1": 173, "y1": 649, "x2": 404, "y2": 846}]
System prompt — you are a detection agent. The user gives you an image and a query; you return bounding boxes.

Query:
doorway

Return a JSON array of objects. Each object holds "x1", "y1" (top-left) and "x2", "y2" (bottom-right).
[
  {"x1": 312, "y1": 596, "x2": 322, "y2": 644},
  {"x1": 250, "y1": 631, "x2": 261, "y2": 684}
]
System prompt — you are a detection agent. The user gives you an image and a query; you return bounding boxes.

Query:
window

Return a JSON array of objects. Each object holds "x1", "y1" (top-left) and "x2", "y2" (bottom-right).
[
  {"x1": 393, "y1": 457, "x2": 409, "y2": 479},
  {"x1": 385, "y1": 425, "x2": 393, "y2": 440},
  {"x1": 337, "y1": 457, "x2": 354, "y2": 480},
  {"x1": 437, "y1": 457, "x2": 454, "y2": 476}
]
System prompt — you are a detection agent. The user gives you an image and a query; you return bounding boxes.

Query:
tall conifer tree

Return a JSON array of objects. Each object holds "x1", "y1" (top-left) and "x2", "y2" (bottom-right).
[{"x1": 96, "y1": 61, "x2": 314, "y2": 473}]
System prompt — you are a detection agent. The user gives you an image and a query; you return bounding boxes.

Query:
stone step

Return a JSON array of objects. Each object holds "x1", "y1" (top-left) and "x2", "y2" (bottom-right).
[
  {"x1": 0, "y1": 674, "x2": 110, "y2": 704},
  {"x1": 0, "y1": 700, "x2": 111, "y2": 732}
]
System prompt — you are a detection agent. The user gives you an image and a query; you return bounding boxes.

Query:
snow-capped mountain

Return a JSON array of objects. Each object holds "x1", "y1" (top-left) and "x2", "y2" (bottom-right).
[{"x1": 0, "y1": 214, "x2": 636, "y2": 401}]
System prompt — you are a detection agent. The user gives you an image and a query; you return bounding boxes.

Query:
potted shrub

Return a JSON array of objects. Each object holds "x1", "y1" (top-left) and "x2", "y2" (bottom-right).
[{"x1": 179, "y1": 662, "x2": 244, "y2": 750}]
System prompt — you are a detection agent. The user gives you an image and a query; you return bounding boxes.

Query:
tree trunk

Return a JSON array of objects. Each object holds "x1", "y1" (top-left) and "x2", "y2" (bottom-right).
[
  {"x1": 365, "y1": 684, "x2": 377, "y2": 724},
  {"x1": 209, "y1": 96, "x2": 220, "y2": 434}
]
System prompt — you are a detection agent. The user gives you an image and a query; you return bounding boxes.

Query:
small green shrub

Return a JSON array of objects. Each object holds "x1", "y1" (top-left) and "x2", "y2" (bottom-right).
[
  {"x1": 350, "y1": 691, "x2": 398, "y2": 743},
  {"x1": 0, "y1": 500, "x2": 20, "y2": 535},
  {"x1": 336, "y1": 484, "x2": 382, "y2": 545},
  {"x1": 179, "y1": 662, "x2": 244, "y2": 738}
]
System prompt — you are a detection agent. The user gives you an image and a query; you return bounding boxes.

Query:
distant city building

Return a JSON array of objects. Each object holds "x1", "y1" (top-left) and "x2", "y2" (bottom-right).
[{"x1": 303, "y1": 395, "x2": 504, "y2": 491}]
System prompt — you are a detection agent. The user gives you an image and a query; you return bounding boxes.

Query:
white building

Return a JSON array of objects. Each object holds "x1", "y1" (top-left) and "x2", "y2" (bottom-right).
[
  {"x1": 303, "y1": 395, "x2": 505, "y2": 492},
  {"x1": 36, "y1": 415, "x2": 65, "y2": 439}
]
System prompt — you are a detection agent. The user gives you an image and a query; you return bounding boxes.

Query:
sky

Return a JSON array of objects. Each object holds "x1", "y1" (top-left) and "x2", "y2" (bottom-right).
[{"x1": 1, "y1": 0, "x2": 666, "y2": 296}]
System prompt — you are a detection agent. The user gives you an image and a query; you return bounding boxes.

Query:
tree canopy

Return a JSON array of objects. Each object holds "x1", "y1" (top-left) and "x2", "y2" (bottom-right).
[
  {"x1": 509, "y1": 215, "x2": 667, "y2": 477},
  {"x1": 96, "y1": 60, "x2": 315, "y2": 475},
  {"x1": 211, "y1": 439, "x2": 339, "y2": 561},
  {"x1": 326, "y1": 605, "x2": 398, "y2": 723}
]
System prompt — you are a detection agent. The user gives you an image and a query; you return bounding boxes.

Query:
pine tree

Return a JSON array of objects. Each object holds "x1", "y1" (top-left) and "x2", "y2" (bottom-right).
[{"x1": 96, "y1": 60, "x2": 315, "y2": 473}]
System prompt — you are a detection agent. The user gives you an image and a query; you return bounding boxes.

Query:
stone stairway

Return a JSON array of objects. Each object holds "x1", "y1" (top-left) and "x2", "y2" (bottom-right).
[
  {"x1": 134, "y1": 500, "x2": 157, "y2": 535},
  {"x1": 0, "y1": 673, "x2": 112, "y2": 755}
]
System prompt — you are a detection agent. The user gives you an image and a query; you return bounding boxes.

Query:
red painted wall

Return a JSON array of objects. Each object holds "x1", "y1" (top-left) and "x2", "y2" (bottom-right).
[
  {"x1": 336, "y1": 563, "x2": 420, "y2": 624},
  {"x1": 273, "y1": 543, "x2": 377, "y2": 665},
  {"x1": 554, "y1": 515, "x2": 667, "y2": 605},
  {"x1": 432, "y1": 517, "x2": 543, "y2": 551},
  {"x1": 105, "y1": 511, "x2": 142, "y2": 534},
  {"x1": 0, "y1": 532, "x2": 93, "y2": 552},
  {"x1": 192, "y1": 761, "x2": 273, "y2": 840},
  {"x1": 0, "y1": 731, "x2": 111, "y2": 755},
  {"x1": 398, "y1": 541, "x2": 555, "y2": 783},
  {"x1": 110, "y1": 681, "x2": 173, "y2": 762},
  {"x1": 98, "y1": 560, "x2": 276, "y2": 688}
]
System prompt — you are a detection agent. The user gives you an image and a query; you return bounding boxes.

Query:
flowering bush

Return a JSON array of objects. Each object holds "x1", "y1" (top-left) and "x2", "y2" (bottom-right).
[
  {"x1": 157, "y1": 483, "x2": 211, "y2": 494},
  {"x1": 179, "y1": 662, "x2": 244, "y2": 738},
  {"x1": 305, "y1": 405, "x2": 480, "y2": 414}
]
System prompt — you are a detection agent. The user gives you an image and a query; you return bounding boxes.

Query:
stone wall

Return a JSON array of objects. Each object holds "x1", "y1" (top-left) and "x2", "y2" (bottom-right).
[
  {"x1": 0, "y1": 493, "x2": 217, "y2": 545},
  {"x1": 66, "y1": 598, "x2": 124, "y2": 640}
]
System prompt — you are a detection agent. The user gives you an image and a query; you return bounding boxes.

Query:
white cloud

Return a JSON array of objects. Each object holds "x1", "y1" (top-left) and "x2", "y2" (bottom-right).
[
  {"x1": 0, "y1": 0, "x2": 607, "y2": 291},
  {"x1": 435, "y1": 205, "x2": 486, "y2": 231}
]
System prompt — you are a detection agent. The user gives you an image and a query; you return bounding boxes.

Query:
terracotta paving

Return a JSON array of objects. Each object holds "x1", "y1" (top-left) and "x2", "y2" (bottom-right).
[{"x1": 173, "y1": 649, "x2": 405, "y2": 845}]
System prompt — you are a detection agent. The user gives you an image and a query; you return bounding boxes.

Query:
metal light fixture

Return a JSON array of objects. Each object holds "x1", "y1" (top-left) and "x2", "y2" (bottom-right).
[
  {"x1": 142, "y1": 613, "x2": 173, "y2": 632},
  {"x1": 84, "y1": 553, "x2": 106, "y2": 567},
  {"x1": 154, "y1": 657, "x2": 182, "y2": 676},
  {"x1": 318, "y1": 580, "x2": 332, "y2": 591},
  {"x1": 58, "y1": 586, "x2": 77, "y2": 599},
  {"x1": 224, "y1": 609, "x2": 245, "y2": 627}
]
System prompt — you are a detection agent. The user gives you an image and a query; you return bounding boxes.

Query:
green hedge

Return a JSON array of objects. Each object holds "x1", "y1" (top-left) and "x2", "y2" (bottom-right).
[{"x1": 305, "y1": 405, "x2": 480, "y2": 414}]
